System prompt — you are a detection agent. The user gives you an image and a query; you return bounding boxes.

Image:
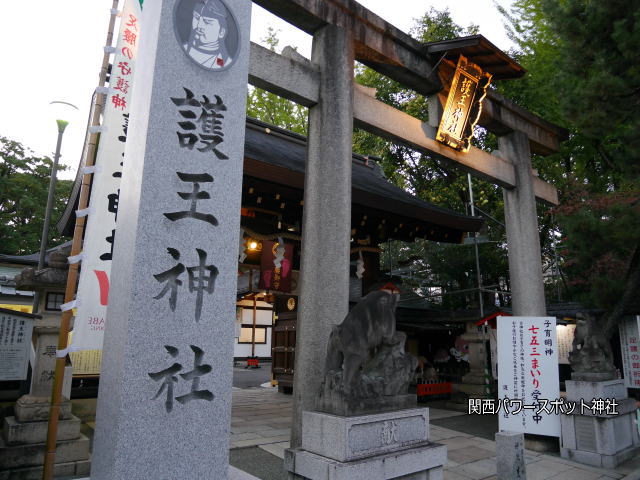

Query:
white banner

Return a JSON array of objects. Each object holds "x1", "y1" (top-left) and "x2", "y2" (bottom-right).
[
  {"x1": 497, "y1": 316, "x2": 561, "y2": 437},
  {"x1": 619, "y1": 315, "x2": 640, "y2": 388},
  {"x1": 72, "y1": 1, "x2": 142, "y2": 353}
]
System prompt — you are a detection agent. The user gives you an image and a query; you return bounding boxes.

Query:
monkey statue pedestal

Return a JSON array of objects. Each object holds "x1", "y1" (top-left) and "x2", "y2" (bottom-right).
[
  {"x1": 284, "y1": 290, "x2": 447, "y2": 480},
  {"x1": 560, "y1": 313, "x2": 640, "y2": 468}
]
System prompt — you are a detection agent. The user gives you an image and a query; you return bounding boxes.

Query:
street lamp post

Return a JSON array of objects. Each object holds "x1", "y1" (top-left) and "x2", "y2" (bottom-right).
[
  {"x1": 468, "y1": 173, "x2": 492, "y2": 398},
  {"x1": 32, "y1": 103, "x2": 77, "y2": 314}
]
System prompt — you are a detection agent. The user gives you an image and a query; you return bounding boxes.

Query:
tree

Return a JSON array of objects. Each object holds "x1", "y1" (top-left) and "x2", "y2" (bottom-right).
[
  {"x1": 544, "y1": 0, "x2": 640, "y2": 334},
  {"x1": 555, "y1": 183, "x2": 640, "y2": 309},
  {"x1": 541, "y1": 0, "x2": 640, "y2": 178},
  {"x1": 498, "y1": 0, "x2": 640, "y2": 334},
  {"x1": 0, "y1": 136, "x2": 72, "y2": 255}
]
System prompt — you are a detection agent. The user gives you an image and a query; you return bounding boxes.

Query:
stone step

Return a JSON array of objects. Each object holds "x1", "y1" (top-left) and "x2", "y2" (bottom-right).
[
  {"x1": 0, "y1": 435, "x2": 90, "y2": 470},
  {"x1": 14, "y1": 396, "x2": 72, "y2": 423},
  {"x1": 285, "y1": 442, "x2": 447, "y2": 480},
  {"x1": 2, "y1": 415, "x2": 82, "y2": 445},
  {"x1": 0, "y1": 459, "x2": 90, "y2": 480}
]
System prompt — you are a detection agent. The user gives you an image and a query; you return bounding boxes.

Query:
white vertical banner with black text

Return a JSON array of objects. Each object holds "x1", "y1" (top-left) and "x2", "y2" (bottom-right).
[
  {"x1": 72, "y1": 0, "x2": 142, "y2": 353},
  {"x1": 497, "y1": 316, "x2": 560, "y2": 437},
  {"x1": 556, "y1": 324, "x2": 576, "y2": 364},
  {"x1": 619, "y1": 315, "x2": 640, "y2": 388}
]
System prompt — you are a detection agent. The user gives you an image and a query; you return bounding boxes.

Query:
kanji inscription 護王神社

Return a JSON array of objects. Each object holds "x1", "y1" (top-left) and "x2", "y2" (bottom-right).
[
  {"x1": 148, "y1": 344, "x2": 214, "y2": 413},
  {"x1": 172, "y1": 87, "x2": 228, "y2": 158},
  {"x1": 153, "y1": 247, "x2": 219, "y2": 321},
  {"x1": 164, "y1": 172, "x2": 218, "y2": 226}
]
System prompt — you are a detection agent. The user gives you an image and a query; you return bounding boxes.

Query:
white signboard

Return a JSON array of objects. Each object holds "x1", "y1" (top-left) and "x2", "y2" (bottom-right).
[
  {"x1": 556, "y1": 324, "x2": 575, "y2": 365},
  {"x1": 72, "y1": 0, "x2": 142, "y2": 352},
  {"x1": 619, "y1": 315, "x2": 640, "y2": 388},
  {"x1": 0, "y1": 310, "x2": 34, "y2": 381},
  {"x1": 497, "y1": 316, "x2": 560, "y2": 437}
]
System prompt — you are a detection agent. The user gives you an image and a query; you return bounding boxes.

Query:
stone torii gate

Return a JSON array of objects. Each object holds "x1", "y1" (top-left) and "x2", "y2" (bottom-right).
[
  {"x1": 88, "y1": 1, "x2": 565, "y2": 478},
  {"x1": 250, "y1": 0, "x2": 565, "y2": 447}
]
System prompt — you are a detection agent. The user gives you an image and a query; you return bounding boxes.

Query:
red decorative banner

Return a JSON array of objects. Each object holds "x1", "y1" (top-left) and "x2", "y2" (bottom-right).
[{"x1": 259, "y1": 240, "x2": 293, "y2": 293}]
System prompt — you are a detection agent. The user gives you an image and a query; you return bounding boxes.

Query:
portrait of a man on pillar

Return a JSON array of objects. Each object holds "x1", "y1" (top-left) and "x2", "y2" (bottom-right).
[{"x1": 174, "y1": 0, "x2": 240, "y2": 71}]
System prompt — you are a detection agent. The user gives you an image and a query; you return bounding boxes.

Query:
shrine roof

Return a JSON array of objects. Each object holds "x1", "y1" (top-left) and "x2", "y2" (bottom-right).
[
  {"x1": 242, "y1": 117, "x2": 483, "y2": 237},
  {"x1": 425, "y1": 34, "x2": 526, "y2": 80},
  {"x1": 0, "y1": 241, "x2": 72, "y2": 267}
]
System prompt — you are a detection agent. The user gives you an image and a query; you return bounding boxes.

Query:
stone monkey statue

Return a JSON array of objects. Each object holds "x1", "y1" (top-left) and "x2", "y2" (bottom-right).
[
  {"x1": 324, "y1": 290, "x2": 399, "y2": 395},
  {"x1": 318, "y1": 289, "x2": 417, "y2": 414}
]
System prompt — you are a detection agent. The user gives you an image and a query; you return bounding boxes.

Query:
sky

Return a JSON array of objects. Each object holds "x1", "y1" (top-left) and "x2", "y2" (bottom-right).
[{"x1": 0, "y1": 0, "x2": 515, "y2": 180}]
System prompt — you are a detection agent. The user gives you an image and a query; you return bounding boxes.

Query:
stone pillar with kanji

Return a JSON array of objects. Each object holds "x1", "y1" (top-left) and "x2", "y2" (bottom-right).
[{"x1": 90, "y1": 1, "x2": 251, "y2": 478}]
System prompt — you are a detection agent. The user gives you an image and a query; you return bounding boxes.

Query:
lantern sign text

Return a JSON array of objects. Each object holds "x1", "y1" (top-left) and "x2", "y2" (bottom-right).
[{"x1": 436, "y1": 54, "x2": 492, "y2": 152}]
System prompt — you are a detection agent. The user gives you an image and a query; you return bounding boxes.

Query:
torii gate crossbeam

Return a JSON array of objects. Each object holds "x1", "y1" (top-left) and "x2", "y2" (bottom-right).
[{"x1": 248, "y1": 43, "x2": 559, "y2": 205}]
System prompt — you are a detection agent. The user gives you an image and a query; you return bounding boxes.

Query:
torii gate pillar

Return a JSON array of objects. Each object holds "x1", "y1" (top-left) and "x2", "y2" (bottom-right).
[
  {"x1": 499, "y1": 130, "x2": 547, "y2": 316},
  {"x1": 291, "y1": 24, "x2": 355, "y2": 447}
]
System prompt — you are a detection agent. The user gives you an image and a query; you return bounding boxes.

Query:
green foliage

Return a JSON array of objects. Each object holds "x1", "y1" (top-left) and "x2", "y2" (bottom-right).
[
  {"x1": 541, "y1": 0, "x2": 640, "y2": 178},
  {"x1": 554, "y1": 183, "x2": 640, "y2": 311},
  {"x1": 381, "y1": 237, "x2": 511, "y2": 311},
  {"x1": 0, "y1": 136, "x2": 72, "y2": 255},
  {"x1": 498, "y1": 0, "x2": 640, "y2": 318},
  {"x1": 496, "y1": 0, "x2": 559, "y2": 113},
  {"x1": 246, "y1": 28, "x2": 308, "y2": 135},
  {"x1": 411, "y1": 7, "x2": 479, "y2": 43}
]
